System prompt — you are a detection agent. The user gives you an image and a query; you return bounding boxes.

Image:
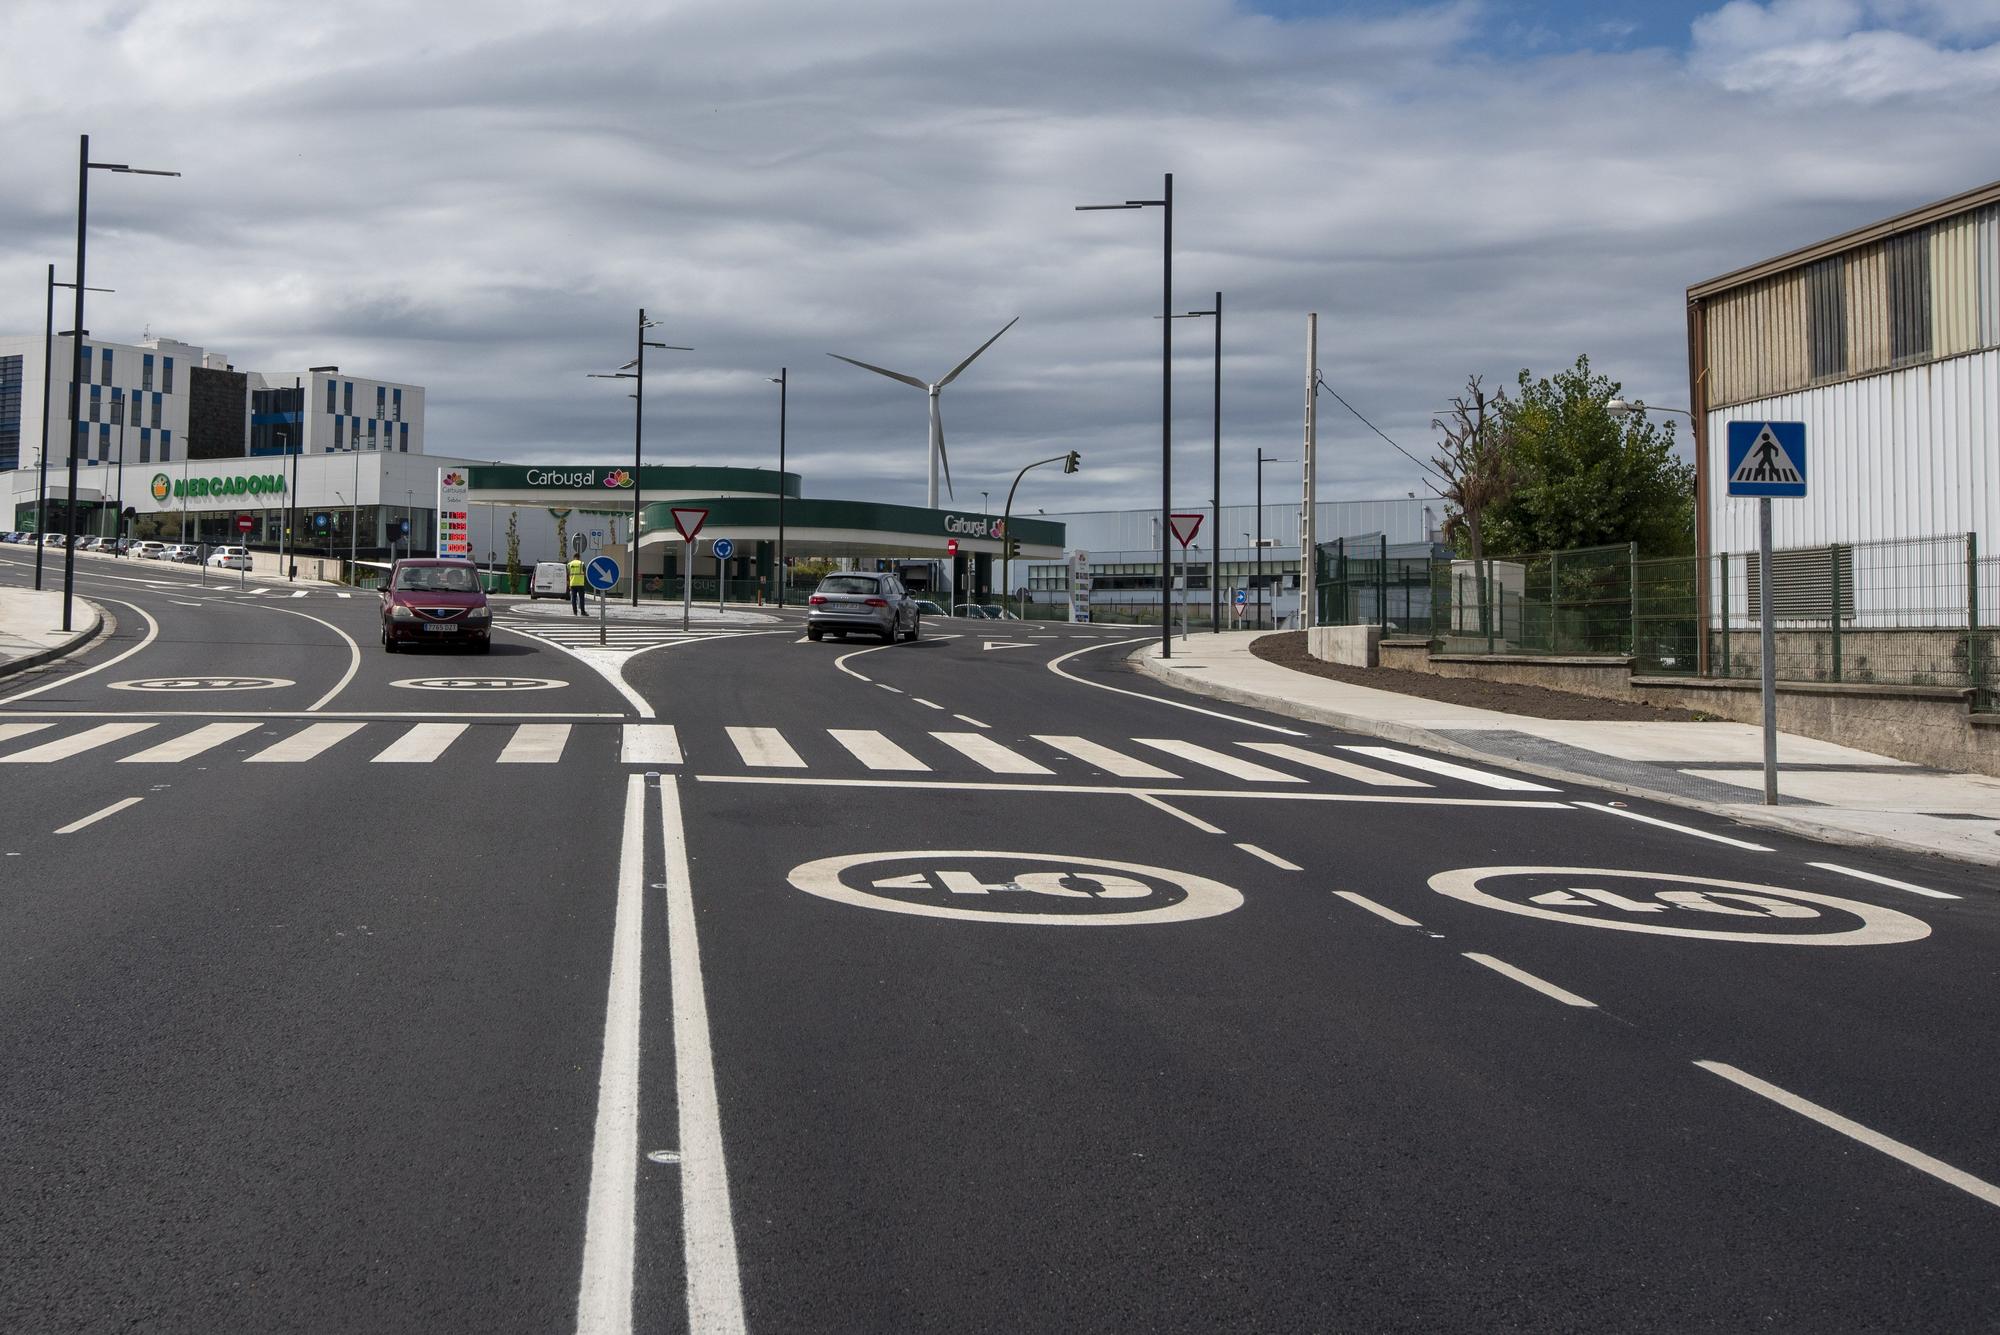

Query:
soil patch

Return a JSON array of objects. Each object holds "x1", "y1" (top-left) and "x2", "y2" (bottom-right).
[{"x1": 1250, "y1": 632, "x2": 1711, "y2": 723}]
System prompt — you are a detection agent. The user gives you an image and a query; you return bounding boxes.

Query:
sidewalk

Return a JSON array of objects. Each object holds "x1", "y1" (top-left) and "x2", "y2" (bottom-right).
[
  {"x1": 0, "y1": 588, "x2": 105, "y2": 678},
  {"x1": 1135, "y1": 630, "x2": 2000, "y2": 869}
]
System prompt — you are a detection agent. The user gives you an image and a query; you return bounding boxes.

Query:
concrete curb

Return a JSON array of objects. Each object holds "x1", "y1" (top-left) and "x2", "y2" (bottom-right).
[
  {"x1": 0, "y1": 600, "x2": 107, "y2": 681},
  {"x1": 1131, "y1": 643, "x2": 2000, "y2": 870}
]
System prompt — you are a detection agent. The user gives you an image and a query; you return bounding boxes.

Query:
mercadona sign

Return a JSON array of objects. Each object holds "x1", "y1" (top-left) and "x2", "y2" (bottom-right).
[{"x1": 151, "y1": 471, "x2": 287, "y2": 503}]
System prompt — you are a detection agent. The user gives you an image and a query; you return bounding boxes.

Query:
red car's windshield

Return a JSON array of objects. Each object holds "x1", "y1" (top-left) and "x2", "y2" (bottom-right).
[{"x1": 393, "y1": 566, "x2": 477, "y2": 593}]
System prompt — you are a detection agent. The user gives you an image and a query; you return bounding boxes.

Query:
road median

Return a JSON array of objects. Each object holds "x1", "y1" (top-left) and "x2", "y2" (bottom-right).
[{"x1": 0, "y1": 588, "x2": 107, "y2": 680}]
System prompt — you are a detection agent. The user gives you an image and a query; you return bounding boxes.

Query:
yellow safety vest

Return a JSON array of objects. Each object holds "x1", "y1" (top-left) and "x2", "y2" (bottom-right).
[{"x1": 567, "y1": 559, "x2": 586, "y2": 588}]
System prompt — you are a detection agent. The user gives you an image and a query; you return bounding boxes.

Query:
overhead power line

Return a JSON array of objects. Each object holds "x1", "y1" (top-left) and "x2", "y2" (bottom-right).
[{"x1": 1315, "y1": 373, "x2": 1452, "y2": 487}]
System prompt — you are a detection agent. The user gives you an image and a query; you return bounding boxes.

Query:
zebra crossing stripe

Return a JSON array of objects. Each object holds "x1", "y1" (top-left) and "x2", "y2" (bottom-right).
[
  {"x1": 0, "y1": 721, "x2": 157, "y2": 763},
  {"x1": 621, "y1": 724, "x2": 682, "y2": 765},
  {"x1": 829, "y1": 729, "x2": 930, "y2": 772},
  {"x1": 245, "y1": 721, "x2": 366, "y2": 763},
  {"x1": 1336, "y1": 745, "x2": 1557, "y2": 792},
  {"x1": 1238, "y1": 742, "x2": 1430, "y2": 787},
  {"x1": 119, "y1": 721, "x2": 263, "y2": 763},
  {"x1": 498, "y1": 724, "x2": 571, "y2": 763},
  {"x1": 929, "y1": 732, "x2": 1053, "y2": 775},
  {"x1": 1131, "y1": 739, "x2": 1303, "y2": 784},
  {"x1": 0, "y1": 722, "x2": 56, "y2": 748},
  {"x1": 373, "y1": 722, "x2": 470, "y2": 763},
  {"x1": 1033, "y1": 735, "x2": 1177, "y2": 780},
  {"x1": 726, "y1": 726, "x2": 807, "y2": 768}
]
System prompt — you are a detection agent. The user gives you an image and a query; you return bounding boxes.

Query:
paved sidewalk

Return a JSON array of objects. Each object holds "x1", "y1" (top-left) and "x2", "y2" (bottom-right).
[
  {"x1": 0, "y1": 588, "x2": 105, "y2": 678},
  {"x1": 1135, "y1": 630, "x2": 2000, "y2": 869}
]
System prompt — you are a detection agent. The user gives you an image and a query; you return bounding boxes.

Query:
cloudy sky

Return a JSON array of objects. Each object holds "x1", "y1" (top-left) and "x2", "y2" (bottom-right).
[{"x1": 4, "y1": 0, "x2": 1998, "y2": 517}]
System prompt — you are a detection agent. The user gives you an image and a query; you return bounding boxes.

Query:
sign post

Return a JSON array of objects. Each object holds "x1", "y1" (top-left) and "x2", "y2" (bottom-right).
[
  {"x1": 672, "y1": 508, "x2": 708, "y2": 632},
  {"x1": 712, "y1": 537, "x2": 734, "y2": 613},
  {"x1": 586, "y1": 555, "x2": 621, "y2": 646},
  {"x1": 1169, "y1": 513, "x2": 1204, "y2": 642},
  {"x1": 1726, "y1": 421, "x2": 1808, "y2": 806}
]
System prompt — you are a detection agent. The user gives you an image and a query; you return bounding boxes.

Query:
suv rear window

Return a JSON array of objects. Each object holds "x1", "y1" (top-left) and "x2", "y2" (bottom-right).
[{"x1": 818, "y1": 576, "x2": 881, "y2": 595}]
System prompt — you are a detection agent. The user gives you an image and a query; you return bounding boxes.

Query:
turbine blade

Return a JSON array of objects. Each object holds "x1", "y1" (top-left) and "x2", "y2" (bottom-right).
[
  {"x1": 936, "y1": 406, "x2": 954, "y2": 500},
  {"x1": 827, "y1": 352, "x2": 928, "y2": 390},
  {"x1": 936, "y1": 316, "x2": 1020, "y2": 387}
]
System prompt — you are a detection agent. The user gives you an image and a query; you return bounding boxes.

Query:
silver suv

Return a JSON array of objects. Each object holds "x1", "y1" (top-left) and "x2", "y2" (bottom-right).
[{"x1": 806, "y1": 572, "x2": 921, "y2": 642}]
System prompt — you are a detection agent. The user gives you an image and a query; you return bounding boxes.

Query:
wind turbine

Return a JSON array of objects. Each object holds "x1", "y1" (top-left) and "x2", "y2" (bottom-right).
[{"x1": 829, "y1": 317, "x2": 1019, "y2": 509}]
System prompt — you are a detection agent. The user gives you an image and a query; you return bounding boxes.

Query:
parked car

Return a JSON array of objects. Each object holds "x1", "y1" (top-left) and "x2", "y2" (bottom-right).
[
  {"x1": 980, "y1": 604, "x2": 1022, "y2": 621},
  {"x1": 131, "y1": 540, "x2": 167, "y2": 559},
  {"x1": 952, "y1": 604, "x2": 992, "y2": 619},
  {"x1": 381, "y1": 558, "x2": 491, "y2": 653},
  {"x1": 807, "y1": 572, "x2": 921, "y2": 642},
  {"x1": 207, "y1": 545, "x2": 253, "y2": 571},
  {"x1": 529, "y1": 561, "x2": 568, "y2": 599},
  {"x1": 163, "y1": 544, "x2": 199, "y2": 563},
  {"x1": 912, "y1": 599, "x2": 947, "y2": 616}
]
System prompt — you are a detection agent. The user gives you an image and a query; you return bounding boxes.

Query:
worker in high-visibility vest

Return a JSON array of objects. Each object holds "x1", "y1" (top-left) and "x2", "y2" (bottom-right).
[{"x1": 567, "y1": 556, "x2": 587, "y2": 616}]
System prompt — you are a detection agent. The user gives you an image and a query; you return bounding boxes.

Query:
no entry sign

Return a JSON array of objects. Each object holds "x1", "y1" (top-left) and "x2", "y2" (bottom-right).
[{"x1": 235, "y1": 515, "x2": 254, "y2": 533}]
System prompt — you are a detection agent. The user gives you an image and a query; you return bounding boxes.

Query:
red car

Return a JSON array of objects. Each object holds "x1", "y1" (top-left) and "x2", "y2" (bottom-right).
[{"x1": 380, "y1": 558, "x2": 492, "y2": 653}]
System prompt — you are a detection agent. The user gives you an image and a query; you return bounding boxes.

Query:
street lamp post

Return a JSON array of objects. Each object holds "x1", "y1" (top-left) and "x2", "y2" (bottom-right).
[
  {"x1": 1162, "y1": 292, "x2": 1222, "y2": 630},
  {"x1": 60, "y1": 134, "x2": 179, "y2": 630},
  {"x1": 1256, "y1": 448, "x2": 1298, "y2": 630},
  {"x1": 35, "y1": 273, "x2": 111, "y2": 589},
  {"x1": 766, "y1": 369, "x2": 788, "y2": 607},
  {"x1": 589, "y1": 309, "x2": 691, "y2": 604},
  {"x1": 1078, "y1": 171, "x2": 1173, "y2": 657}
]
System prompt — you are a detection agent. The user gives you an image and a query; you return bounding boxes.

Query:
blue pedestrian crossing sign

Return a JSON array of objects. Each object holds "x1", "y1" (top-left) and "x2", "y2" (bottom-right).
[
  {"x1": 1726, "y1": 421, "x2": 1808, "y2": 498},
  {"x1": 585, "y1": 555, "x2": 621, "y2": 591}
]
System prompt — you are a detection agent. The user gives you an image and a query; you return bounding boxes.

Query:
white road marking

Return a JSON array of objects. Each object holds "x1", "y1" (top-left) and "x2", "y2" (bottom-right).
[
  {"x1": 491, "y1": 623, "x2": 656, "y2": 720},
  {"x1": 261, "y1": 605, "x2": 362, "y2": 712},
  {"x1": 499, "y1": 723, "x2": 573, "y2": 764},
  {"x1": 289, "y1": 590, "x2": 308, "y2": 598},
  {"x1": 0, "y1": 722, "x2": 56, "y2": 746},
  {"x1": 829, "y1": 729, "x2": 930, "y2": 771},
  {"x1": 833, "y1": 638, "x2": 903, "y2": 682},
  {"x1": 793, "y1": 635, "x2": 810, "y2": 644},
  {"x1": 1035, "y1": 734, "x2": 1178, "y2": 779},
  {"x1": 951, "y1": 714, "x2": 990, "y2": 729},
  {"x1": 1573, "y1": 801, "x2": 1773, "y2": 851},
  {"x1": 1045, "y1": 639, "x2": 1307, "y2": 736},
  {"x1": 1808, "y1": 862, "x2": 1960, "y2": 900},
  {"x1": 930, "y1": 731, "x2": 1054, "y2": 775},
  {"x1": 118, "y1": 721, "x2": 263, "y2": 763},
  {"x1": 877, "y1": 683, "x2": 904, "y2": 694},
  {"x1": 372, "y1": 722, "x2": 470, "y2": 763},
  {"x1": 0, "y1": 721, "x2": 156, "y2": 763},
  {"x1": 1239, "y1": 742, "x2": 1430, "y2": 787},
  {"x1": 726, "y1": 726, "x2": 807, "y2": 768},
  {"x1": 0, "y1": 596, "x2": 160, "y2": 705},
  {"x1": 54, "y1": 796, "x2": 144, "y2": 835},
  {"x1": 620, "y1": 724, "x2": 682, "y2": 766},
  {"x1": 1235, "y1": 842, "x2": 1302, "y2": 870},
  {"x1": 1338, "y1": 745, "x2": 1558, "y2": 792},
  {"x1": 699, "y1": 774, "x2": 1570, "y2": 809},
  {"x1": 911, "y1": 697, "x2": 945, "y2": 710},
  {"x1": 659, "y1": 776, "x2": 748, "y2": 1331},
  {"x1": 244, "y1": 721, "x2": 366, "y2": 763},
  {"x1": 336, "y1": 591, "x2": 352, "y2": 598},
  {"x1": 1134, "y1": 793, "x2": 1223, "y2": 833},
  {"x1": 1462, "y1": 953, "x2": 1598, "y2": 1008},
  {"x1": 574, "y1": 774, "x2": 647, "y2": 1335},
  {"x1": 1334, "y1": 891, "x2": 1422, "y2": 927},
  {"x1": 1134, "y1": 738, "x2": 1303, "y2": 783},
  {"x1": 1695, "y1": 1061, "x2": 2000, "y2": 1209}
]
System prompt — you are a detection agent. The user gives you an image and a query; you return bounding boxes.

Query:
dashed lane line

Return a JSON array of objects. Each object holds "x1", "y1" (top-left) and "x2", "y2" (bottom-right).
[
  {"x1": 1462, "y1": 953, "x2": 1599, "y2": 1008},
  {"x1": 53, "y1": 796, "x2": 144, "y2": 835},
  {"x1": 1235, "y1": 842, "x2": 1302, "y2": 871},
  {"x1": 1333, "y1": 891, "x2": 1423, "y2": 927},
  {"x1": 1133, "y1": 793, "x2": 1224, "y2": 834}
]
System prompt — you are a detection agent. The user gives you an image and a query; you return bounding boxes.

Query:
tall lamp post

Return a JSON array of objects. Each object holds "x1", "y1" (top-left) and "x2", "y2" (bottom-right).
[
  {"x1": 767, "y1": 369, "x2": 788, "y2": 606},
  {"x1": 1162, "y1": 291, "x2": 1222, "y2": 630},
  {"x1": 1256, "y1": 448, "x2": 1297, "y2": 631},
  {"x1": 589, "y1": 309, "x2": 691, "y2": 604},
  {"x1": 1077, "y1": 171, "x2": 1174, "y2": 657},
  {"x1": 60, "y1": 134, "x2": 179, "y2": 630},
  {"x1": 36, "y1": 272, "x2": 111, "y2": 590}
]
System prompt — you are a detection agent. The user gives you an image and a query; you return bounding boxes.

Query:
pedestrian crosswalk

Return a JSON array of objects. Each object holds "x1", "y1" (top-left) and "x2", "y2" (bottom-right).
[
  {"x1": 620, "y1": 724, "x2": 1561, "y2": 792},
  {"x1": 0, "y1": 719, "x2": 583, "y2": 768}
]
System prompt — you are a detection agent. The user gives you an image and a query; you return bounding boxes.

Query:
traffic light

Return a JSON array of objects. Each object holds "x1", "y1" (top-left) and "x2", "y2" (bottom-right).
[
  {"x1": 1007, "y1": 537, "x2": 1021, "y2": 560},
  {"x1": 1062, "y1": 450, "x2": 1081, "y2": 474}
]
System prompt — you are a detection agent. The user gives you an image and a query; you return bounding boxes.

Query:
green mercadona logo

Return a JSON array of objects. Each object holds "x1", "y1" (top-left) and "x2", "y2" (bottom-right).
[
  {"x1": 150, "y1": 473, "x2": 171, "y2": 502},
  {"x1": 166, "y1": 473, "x2": 286, "y2": 500}
]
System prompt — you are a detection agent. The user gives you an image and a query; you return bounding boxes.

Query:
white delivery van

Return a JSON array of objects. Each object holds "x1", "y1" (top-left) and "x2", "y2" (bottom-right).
[{"x1": 530, "y1": 562, "x2": 568, "y2": 599}]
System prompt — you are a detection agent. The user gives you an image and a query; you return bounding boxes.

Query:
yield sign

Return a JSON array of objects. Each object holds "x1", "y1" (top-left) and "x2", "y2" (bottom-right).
[
  {"x1": 670, "y1": 507, "x2": 708, "y2": 541},
  {"x1": 1168, "y1": 512, "x2": 1204, "y2": 548}
]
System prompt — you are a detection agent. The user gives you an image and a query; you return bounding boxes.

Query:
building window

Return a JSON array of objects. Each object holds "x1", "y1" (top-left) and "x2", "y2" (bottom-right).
[
  {"x1": 99, "y1": 347, "x2": 112, "y2": 386},
  {"x1": 368, "y1": 418, "x2": 377, "y2": 448},
  {"x1": 0, "y1": 354, "x2": 21, "y2": 472},
  {"x1": 376, "y1": 385, "x2": 385, "y2": 418},
  {"x1": 343, "y1": 381, "x2": 353, "y2": 415},
  {"x1": 334, "y1": 416, "x2": 344, "y2": 449},
  {"x1": 89, "y1": 384, "x2": 101, "y2": 422},
  {"x1": 400, "y1": 421, "x2": 409, "y2": 450},
  {"x1": 392, "y1": 387, "x2": 401, "y2": 421},
  {"x1": 139, "y1": 429, "x2": 151, "y2": 464},
  {"x1": 152, "y1": 392, "x2": 162, "y2": 428},
  {"x1": 142, "y1": 353, "x2": 155, "y2": 391},
  {"x1": 99, "y1": 423, "x2": 111, "y2": 454},
  {"x1": 326, "y1": 378, "x2": 337, "y2": 416},
  {"x1": 163, "y1": 356, "x2": 174, "y2": 393},
  {"x1": 161, "y1": 430, "x2": 171, "y2": 463},
  {"x1": 111, "y1": 386, "x2": 124, "y2": 425}
]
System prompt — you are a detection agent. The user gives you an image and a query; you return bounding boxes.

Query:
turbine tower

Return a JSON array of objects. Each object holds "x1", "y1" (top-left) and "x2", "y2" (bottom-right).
[{"x1": 829, "y1": 317, "x2": 1019, "y2": 509}]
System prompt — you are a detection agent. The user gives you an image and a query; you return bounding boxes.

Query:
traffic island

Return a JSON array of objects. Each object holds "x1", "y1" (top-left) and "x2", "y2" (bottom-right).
[{"x1": 0, "y1": 589, "x2": 107, "y2": 679}]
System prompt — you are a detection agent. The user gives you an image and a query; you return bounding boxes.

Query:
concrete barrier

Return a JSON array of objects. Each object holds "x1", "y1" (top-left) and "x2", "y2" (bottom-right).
[{"x1": 1307, "y1": 624, "x2": 1380, "y2": 667}]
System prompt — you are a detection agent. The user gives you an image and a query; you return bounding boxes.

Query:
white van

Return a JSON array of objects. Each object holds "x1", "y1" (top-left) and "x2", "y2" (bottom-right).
[{"x1": 529, "y1": 561, "x2": 568, "y2": 599}]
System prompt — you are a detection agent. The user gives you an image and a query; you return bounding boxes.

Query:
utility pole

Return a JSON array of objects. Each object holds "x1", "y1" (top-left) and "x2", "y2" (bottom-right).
[{"x1": 1301, "y1": 312, "x2": 1318, "y2": 631}]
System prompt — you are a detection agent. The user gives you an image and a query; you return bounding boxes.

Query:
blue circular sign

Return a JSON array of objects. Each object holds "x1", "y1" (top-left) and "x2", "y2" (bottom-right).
[
  {"x1": 712, "y1": 537, "x2": 734, "y2": 560},
  {"x1": 585, "y1": 555, "x2": 621, "y2": 591}
]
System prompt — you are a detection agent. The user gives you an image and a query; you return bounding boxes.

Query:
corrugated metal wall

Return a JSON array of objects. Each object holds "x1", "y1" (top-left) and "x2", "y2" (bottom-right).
[
  {"x1": 1706, "y1": 204, "x2": 2000, "y2": 407},
  {"x1": 1703, "y1": 345, "x2": 2000, "y2": 557}
]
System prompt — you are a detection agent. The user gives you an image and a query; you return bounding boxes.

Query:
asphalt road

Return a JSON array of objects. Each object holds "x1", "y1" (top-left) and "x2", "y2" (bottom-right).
[{"x1": 4, "y1": 546, "x2": 1997, "y2": 1333}]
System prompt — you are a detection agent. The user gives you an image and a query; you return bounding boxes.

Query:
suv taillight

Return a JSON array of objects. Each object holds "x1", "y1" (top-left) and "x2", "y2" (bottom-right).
[{"x1": 808, "y1": 594, "x2": 827, "y2": 605}]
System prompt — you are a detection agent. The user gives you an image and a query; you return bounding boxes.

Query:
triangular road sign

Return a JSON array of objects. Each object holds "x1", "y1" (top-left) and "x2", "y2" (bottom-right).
[
  {"x1": 1729, "y1": 425, "x2": 1803, "y2": 487},
  {"x1": 1168, "y1": 512, "x2": 1204, "y2": 548},
  {"x1": 671, "y1": 507, "x2": 709, "y2": 541}
]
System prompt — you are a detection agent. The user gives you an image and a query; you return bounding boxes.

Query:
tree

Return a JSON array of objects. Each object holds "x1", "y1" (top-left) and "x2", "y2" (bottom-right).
[
  {"x1": 1480, "y1": 355, "x2": 1694, "y2": 557},
  {"x1": 1432, "y1": 376, "x2": 1516, "y2": 635},
  {"x1": 505, "y1": 509, "x2": 521, "y2": 575},
  {"x1": 551, "y1": 509, "x2": 569, "y2": 560}
]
